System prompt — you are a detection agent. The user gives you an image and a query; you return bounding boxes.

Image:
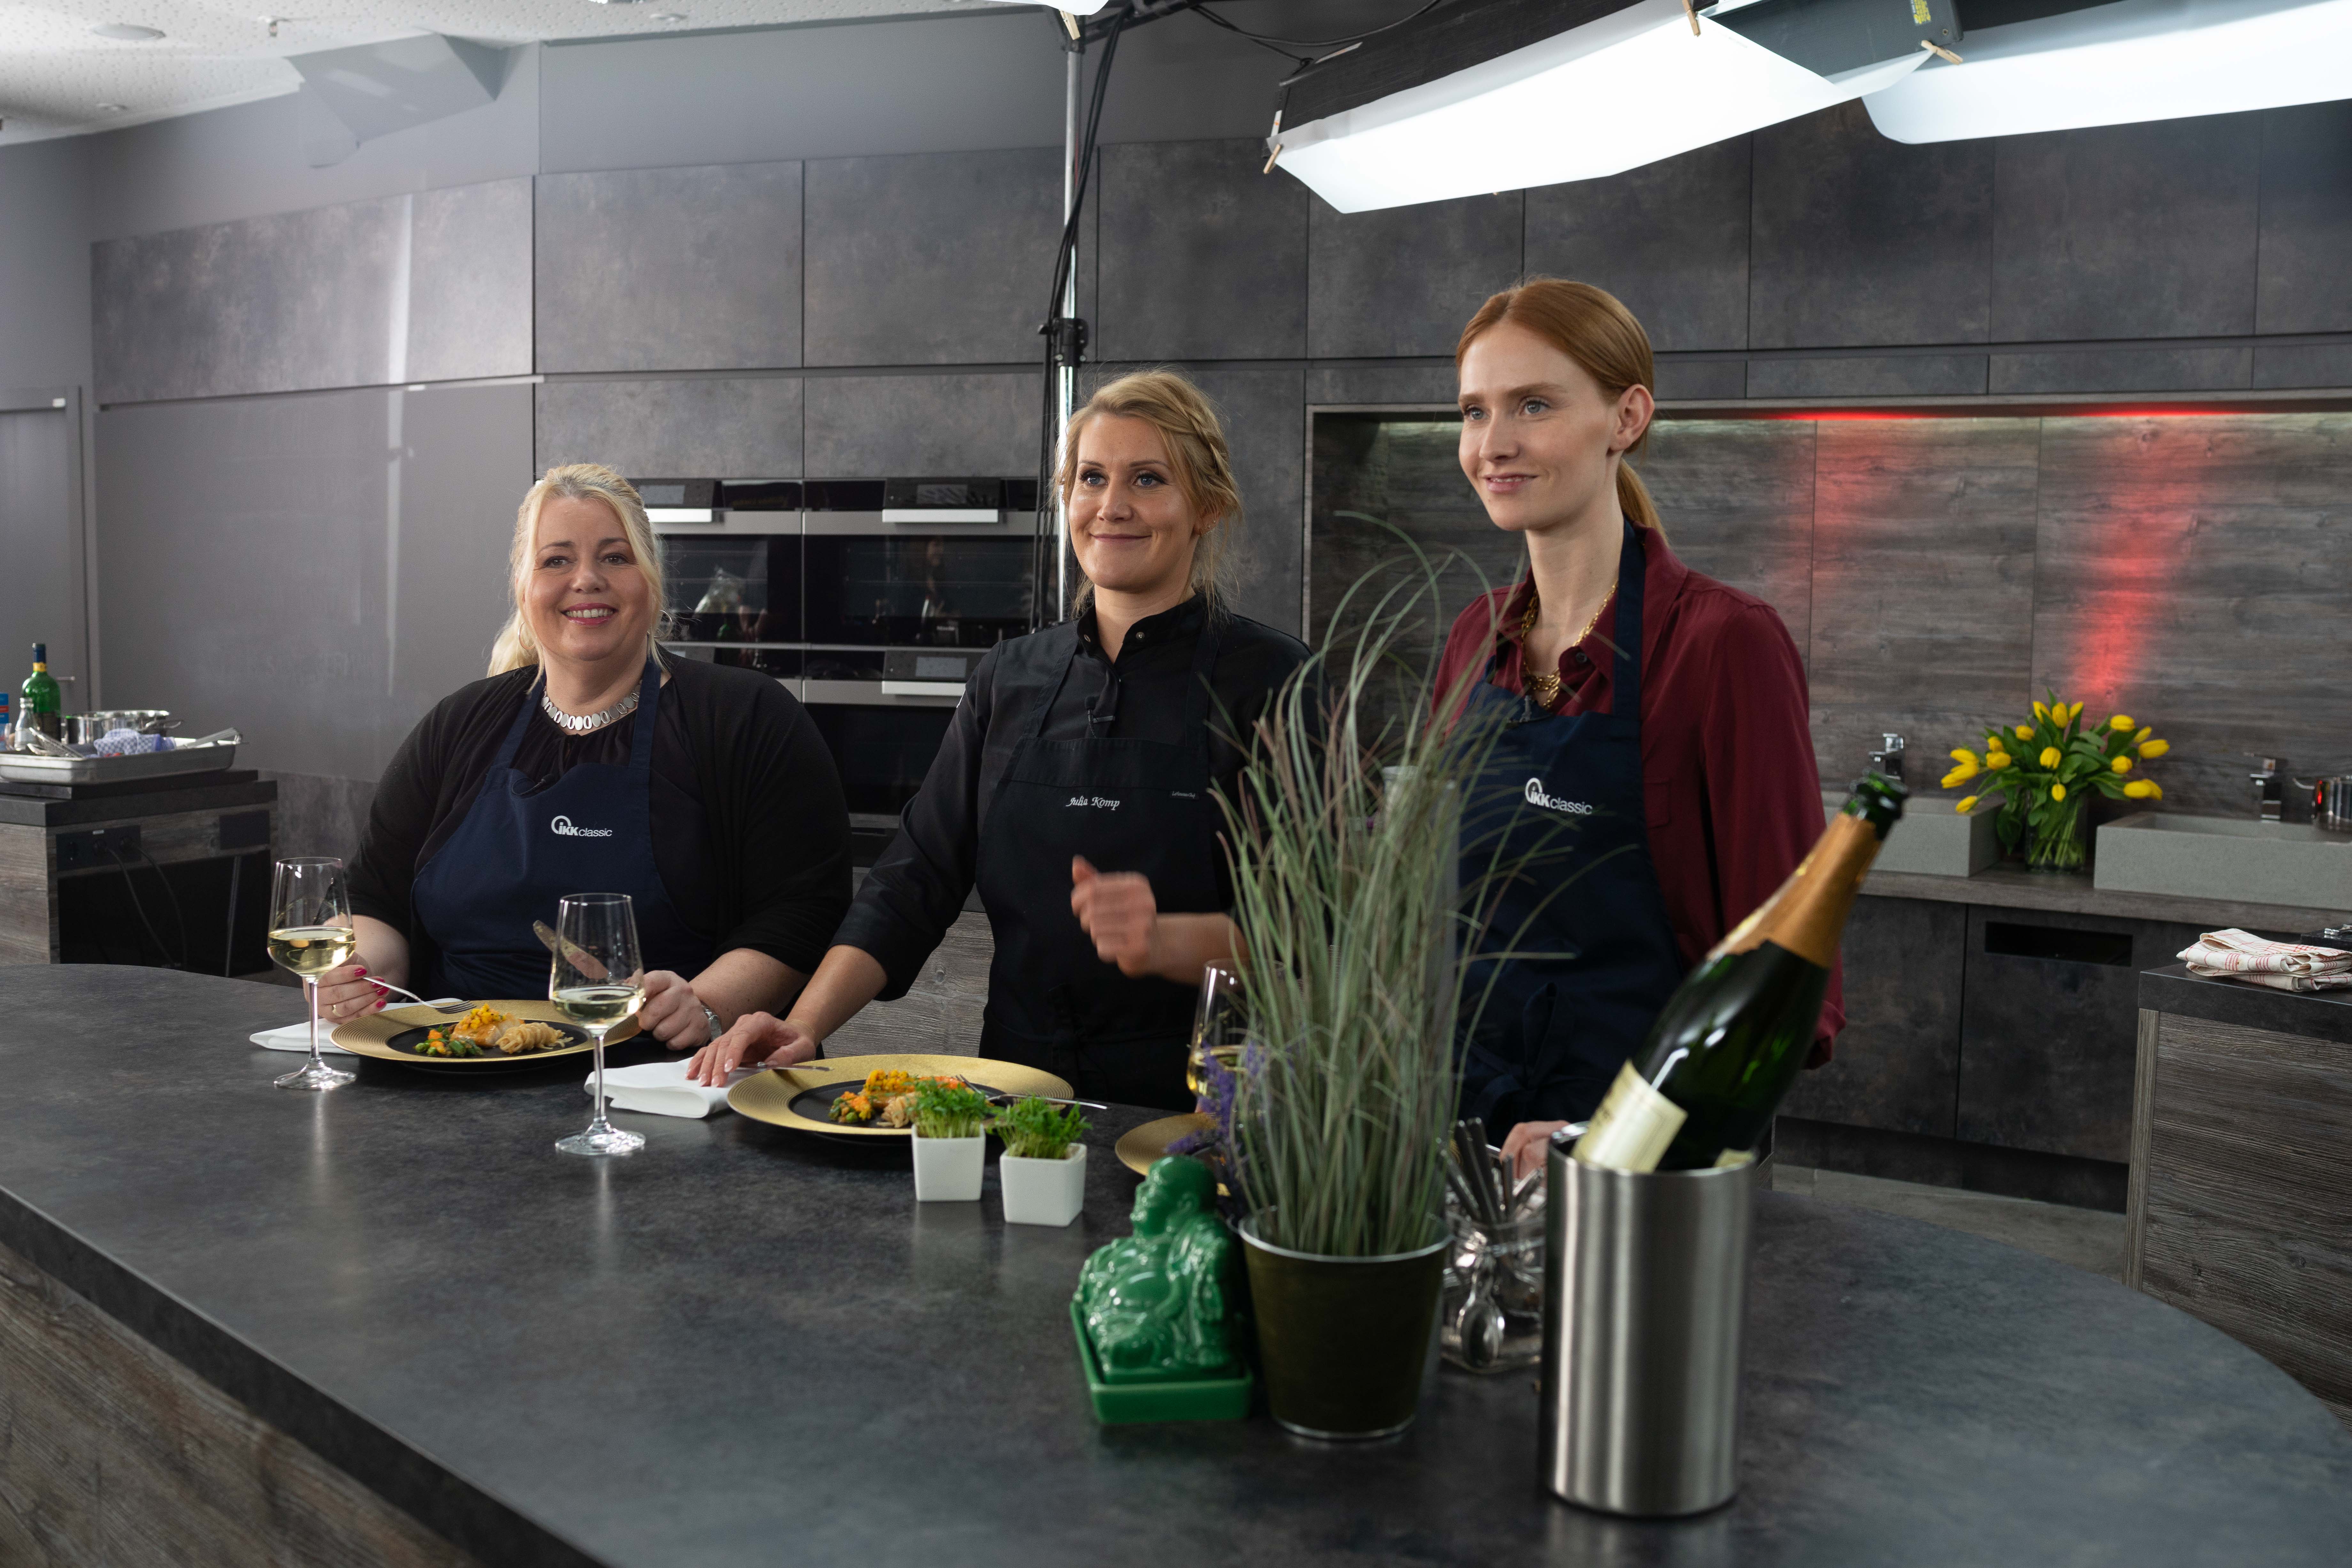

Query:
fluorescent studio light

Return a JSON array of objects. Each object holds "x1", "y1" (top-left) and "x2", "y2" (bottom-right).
[
  {"x1": 1277, "y1": 0, "x2": 1928, "y2": 213},
  {"x1": 1864, "y1": 0, "x2": 2352, "y2": 142},
  {"x1": 973, "y1": 1, "x2": 1115, "y2": 12}
]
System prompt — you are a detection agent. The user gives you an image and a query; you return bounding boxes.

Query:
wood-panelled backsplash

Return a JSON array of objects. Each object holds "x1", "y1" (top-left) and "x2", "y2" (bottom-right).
[{"x1": 1310, "y1": 412, "x2": 2352, "y2": 819}]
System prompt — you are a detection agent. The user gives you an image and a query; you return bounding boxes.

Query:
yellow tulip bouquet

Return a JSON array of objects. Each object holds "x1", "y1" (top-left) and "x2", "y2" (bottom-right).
[{"x1": 1942, "y1": 691, "x2": 2170, "y2": 872}]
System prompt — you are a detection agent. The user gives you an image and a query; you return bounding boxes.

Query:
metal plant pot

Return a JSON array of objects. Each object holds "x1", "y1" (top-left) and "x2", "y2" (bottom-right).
[{"x1": 1239, "y1": 1217, "x2": 1446, "y2": 1440}]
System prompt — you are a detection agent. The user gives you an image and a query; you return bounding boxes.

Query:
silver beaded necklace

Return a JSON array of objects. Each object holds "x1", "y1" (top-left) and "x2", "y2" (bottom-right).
[{"x1": 540, "y1": 685, "x2": 639, "y2": 736}]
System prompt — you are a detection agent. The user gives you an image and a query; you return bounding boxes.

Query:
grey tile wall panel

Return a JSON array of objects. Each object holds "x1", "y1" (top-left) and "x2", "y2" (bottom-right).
[
  {"x1": 1192, "y1": 365, "x2": 1306, "y2": 636},
  {"x1": 95, "y1": 383, "x2": 532, "y2": 781},
  {"x1": 2251, "y1": 343, "x2": 2352, "y2": 389},
  {"x1": 804, "y1": 148, "x2": 1062, "y2": 367},
  {"x1": 1746, "y1": 355, "x2": 1987, "y2": 398},
  {"x1": 804, "y1": 372, "x2": 1039, "y2": 476},
  {"x1": 1749, "y1": 104, "x2": 1992, "y2": 350},
  {"x1": 2028, "y1": 413, "x2": 2352, "y2": 816},
  {"x1": 1096, "y1": 139, "x2": 1307, "y2": 362},
  {"x1": 404, "y1": 178, "x2": 533, "y2": 385},
  {"x1": 264, "y1": 770, "x2": 379, "y2": 866},
  {"x1": 94, "y1": 198, "x2": 405, "y2": 404},
  {"x1": 1804, "y1": 418, "x2": 2041, "y2": 791},
  {"x1": 536, "y1": 378, "x2": 804, "y2": 477},
  {"x1": 1306, "y1": 191, "x2": 1522, "y2": 359},
  {"x1": 0, "y1": 410, "x2": 81, "y2": 697},
  {"x1": 1990, "y1": 115, "x2": 2262, "y2": 342},
  {"x1": 1654, "y1": 359, "x2": 1748, "y2": 401},
  {"x1": 1641, "y1": 418, "x2": 1816, "y2": 660},
  {"x1": 1524, "y1": 137, "x2": 1751, "y2": 353},
  {"x1": 1305, "y1": 364, "x2": 1456, "y2": 406},
  {"x1": 1988, "y1": 348, "x2": 2253, "y2": 395},
  {"x1": 534, "y1": 162, "x2": 803, "y2": 374},
  {"x1": 2256, "y1": 102, "x2": 2352, "y2": 334}
]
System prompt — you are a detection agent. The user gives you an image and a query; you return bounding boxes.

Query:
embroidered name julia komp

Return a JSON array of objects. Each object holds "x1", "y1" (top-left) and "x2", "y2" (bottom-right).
[
  {"x1": 1523, "y1": 778, "x2": 1593, "y2": 815},
  {"x1": 549, "y1": 815, "x2": 615, "y2": 838}
]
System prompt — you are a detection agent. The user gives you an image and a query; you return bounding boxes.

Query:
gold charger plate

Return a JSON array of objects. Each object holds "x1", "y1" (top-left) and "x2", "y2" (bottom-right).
[
  {"x1": 728, "y1": 1053, "x2": 1073, "y2": 1140},
  {"x1": 331, "y1": 1000, "x2": 639, "y2": 1068},
  {"x1": 1114, "y1": 1112, "x2": 1214, "y2": 1179}
]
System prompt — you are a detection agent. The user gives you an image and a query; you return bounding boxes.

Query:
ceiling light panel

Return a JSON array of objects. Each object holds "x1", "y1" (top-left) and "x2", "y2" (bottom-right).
[
  {"x1": 1277, "y1": 0, "x2": 1928, "y2": 212},
  {"x1": 1864, "y1": 0, "x2": 2352, "y2": 142}
]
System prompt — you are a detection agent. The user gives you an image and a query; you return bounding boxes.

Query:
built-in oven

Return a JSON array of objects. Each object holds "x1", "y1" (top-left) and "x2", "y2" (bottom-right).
[{"x1": 647, "y1": 475, "x2": 1039, "y2": 863}]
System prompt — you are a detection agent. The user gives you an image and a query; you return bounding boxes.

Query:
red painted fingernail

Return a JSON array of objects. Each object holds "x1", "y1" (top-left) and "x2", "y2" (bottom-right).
[{"x1": 354, "y1": 967, "x2": 367, "y2": 976}]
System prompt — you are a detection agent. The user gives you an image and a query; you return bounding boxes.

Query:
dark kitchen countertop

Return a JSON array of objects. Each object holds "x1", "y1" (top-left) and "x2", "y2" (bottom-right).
[
  {"x1": 2139, "y1": 961, "x2": 2352, "y2": 1046},
  {"x1": 1, "y1": 964, "x2": 2348, "y2": 1568},
  {"x1": 1864, "y1": 861, "x2": 2348, "y2": 933}
]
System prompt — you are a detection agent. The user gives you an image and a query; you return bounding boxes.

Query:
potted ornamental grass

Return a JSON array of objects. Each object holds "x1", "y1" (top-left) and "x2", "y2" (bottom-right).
[
  {"x1": 993, "y1": 1097, "x2": 1091, "y2": 1227},
  {"x1": 1217, "y1": 544, "x2": 1557, "y2": 1440},
  {"x1": 909, "y1": 1078, "x2": 992, "y2": 1202}
]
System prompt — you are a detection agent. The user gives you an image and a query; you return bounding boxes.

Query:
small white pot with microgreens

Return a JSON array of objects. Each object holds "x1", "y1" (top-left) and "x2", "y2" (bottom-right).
[
  {"x1": 910, "y1": 1079, "x2": 991, "y2": 1202},
  {"x1": 993, "y1": 1097, "x2": 1092, "y2": 1226}
]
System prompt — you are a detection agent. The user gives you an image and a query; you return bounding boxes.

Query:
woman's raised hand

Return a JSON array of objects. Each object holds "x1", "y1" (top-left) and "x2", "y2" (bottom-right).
[
  {"x1": 685, "y1": 1011, "x2": 817, "y2": 1085},
  {"x1": 314, "y1": 962, "x2": 389, "y2": 1025},
  {"x1": 1070, "y1": 856, "x2": 1163, "y2": 977},
  {"x1": 637, "y1": 969, "x2": 714, "y2": 1051},
  {"x1": 1502, "y1": 1119, "x2": 1573, "y2": 1180}
]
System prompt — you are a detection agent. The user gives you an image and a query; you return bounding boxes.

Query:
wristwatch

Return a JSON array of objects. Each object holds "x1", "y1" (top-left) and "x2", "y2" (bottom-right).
[{"x1": 699, "y1": 1001, "x2": 723, "y2": 1041}]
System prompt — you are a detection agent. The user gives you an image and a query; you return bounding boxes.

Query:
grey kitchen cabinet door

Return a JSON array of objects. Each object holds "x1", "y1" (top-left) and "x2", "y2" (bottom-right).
[
  {"x1": 1780, "y1": 895, "x2": 1964, "y2": 1137},
  {"x1": 1956, "y1": 907, "x2": 2209, "y2": 1163},
  {"x1": 1095, "y1": 139, "x2": 1308, "y2": 363},
  {"x1": 804, "y1": 148, "x2": 1063, "y2": 367},
  {"x1": 1307, "y1": 190, "x2": 1522, "y2": 359},
  {"x1": 536, "y1": 162, "x2": 804, "y2": 374}
]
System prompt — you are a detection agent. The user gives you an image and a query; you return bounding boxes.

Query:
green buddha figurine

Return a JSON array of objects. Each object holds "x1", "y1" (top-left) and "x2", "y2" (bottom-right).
[{"x1": 1076, "y1": 1156, "x2": 1237, "y2": 1383}]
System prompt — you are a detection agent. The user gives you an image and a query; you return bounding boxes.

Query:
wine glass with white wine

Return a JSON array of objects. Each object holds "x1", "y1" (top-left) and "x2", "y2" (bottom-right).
[
  {"x1": 551, "y1": 891, "x2": 646, "y2": 1157},
  {"x1": 267, "y1": 857, "x2": 358, "y2": 1092}
]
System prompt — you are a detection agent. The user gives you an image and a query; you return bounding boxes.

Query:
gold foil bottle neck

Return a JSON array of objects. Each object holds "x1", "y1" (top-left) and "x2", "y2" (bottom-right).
[{"x1": 1708, "y1": 813, "x2": 1883, "y2": 969}]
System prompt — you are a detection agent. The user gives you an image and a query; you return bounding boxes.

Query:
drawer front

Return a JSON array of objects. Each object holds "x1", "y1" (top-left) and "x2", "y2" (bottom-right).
[{"x1": 1781, "y1": 895, "x2": 1964, "y2": 1137}]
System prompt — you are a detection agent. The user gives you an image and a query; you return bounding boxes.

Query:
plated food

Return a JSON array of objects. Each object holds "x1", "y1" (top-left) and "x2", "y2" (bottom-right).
[
  {"x1": 826, "y1": 1067, "x2": 971, "y2": 1127},
  {"x1": 329, "y1": 999, "x2": 632, "y2": 1070},
  {"x1": 727, "y1": 1053, "x2": 1073, "y2": 1142}
]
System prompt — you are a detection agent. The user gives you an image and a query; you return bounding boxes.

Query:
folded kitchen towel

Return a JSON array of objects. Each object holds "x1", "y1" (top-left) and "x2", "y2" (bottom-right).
[
  {"x1": 251, "y1": 1021, "x2": 354, "y2": 1055},
  {"x1": 584, "y1": 1057, "x2": 747, "y2": 1119},
  {"x1": 2179, "y1": 929, "x2": 2352, "y2": 991}
]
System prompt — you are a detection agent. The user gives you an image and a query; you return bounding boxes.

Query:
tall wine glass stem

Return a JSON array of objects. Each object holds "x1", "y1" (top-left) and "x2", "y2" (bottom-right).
[
  {"x1": 306, "y1": 977, "x2": 322, "y2": 1068},
  {"x1": 585, "y1": 1028, "x2": 613, "y2": 1136}
]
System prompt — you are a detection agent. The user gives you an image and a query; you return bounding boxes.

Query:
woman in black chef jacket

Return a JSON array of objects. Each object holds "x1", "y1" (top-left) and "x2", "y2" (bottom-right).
[
  {"x1": 686, "y1": 372, "x2": 1310, "y2": 1109},
  {"x1": 312, "y1": 464, "x2": 852, "y2": 1051}
]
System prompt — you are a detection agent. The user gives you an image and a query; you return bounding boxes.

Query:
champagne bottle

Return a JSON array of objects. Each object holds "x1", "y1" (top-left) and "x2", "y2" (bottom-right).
[
  {"x1": 21, "y1": 644, "x2": 61, "y2": 741},
  {"x1": 1575, "y1": 774, "x2": 1907, "y2": 1173}
]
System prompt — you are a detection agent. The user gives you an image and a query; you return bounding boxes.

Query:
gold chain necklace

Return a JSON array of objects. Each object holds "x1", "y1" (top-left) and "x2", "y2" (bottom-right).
[{"x1": 1517, "y1": 588, "x2": 1612, "y2": 707}]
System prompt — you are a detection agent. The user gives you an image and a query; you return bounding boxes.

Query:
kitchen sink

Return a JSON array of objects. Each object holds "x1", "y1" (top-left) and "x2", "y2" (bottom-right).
[
  {"x1": 1823, "y1": 790, "x2": 2001, "y2": 877},
  {"x1": 2094, "y1": 813, "x2": 2352, "y2": 913}
]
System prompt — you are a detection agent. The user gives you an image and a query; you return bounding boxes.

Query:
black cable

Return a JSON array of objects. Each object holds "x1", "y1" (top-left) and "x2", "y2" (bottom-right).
[
  {"x1": 105, "y1": 843, "x2": 188, "y2": 971},
  {"x1": 1189, "y1": 0, "x2": 1450, "y2": 52}
]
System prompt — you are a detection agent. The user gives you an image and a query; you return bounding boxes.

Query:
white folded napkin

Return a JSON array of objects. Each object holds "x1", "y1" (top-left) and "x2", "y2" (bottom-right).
[
  {"x1": 251, "y1": 1022, "x2": 354, "y2": 1055},
  {"x1": 251, "y1": 997, "x2": 466, "y2": 1054},
  {"x1": 2179, "y1": 929, "x2": 2352, "y2": 992},
  {"x1": 585, "y1": 1057, "x2": 757, "y2": 1119}
]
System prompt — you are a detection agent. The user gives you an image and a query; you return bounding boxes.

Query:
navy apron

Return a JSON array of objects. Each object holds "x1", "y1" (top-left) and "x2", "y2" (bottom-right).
[
  {"x1": 410, "y1": 661, "x2": 715, "y2": 999},
  {"x1": 1456, "y1": 522, "x2": 1686, "y2": 1130},
  {"x1": 972, "y1": 615, "x2": 1227, "y2": 1111}
]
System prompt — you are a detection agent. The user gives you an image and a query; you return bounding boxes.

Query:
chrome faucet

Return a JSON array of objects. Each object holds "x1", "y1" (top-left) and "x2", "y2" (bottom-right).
[
  {"x1": 1869, "y1": 733, "x2": 1907, "y2": 784},
  {"x1": 2250, "y1": 757, "x2": 2289, "y2": 822}
]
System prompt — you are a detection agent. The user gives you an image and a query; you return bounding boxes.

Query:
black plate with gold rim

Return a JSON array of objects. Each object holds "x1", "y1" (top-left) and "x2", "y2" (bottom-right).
[{"x1": 729, "y1": 1053, "x2": 1074, "y2": 1143}]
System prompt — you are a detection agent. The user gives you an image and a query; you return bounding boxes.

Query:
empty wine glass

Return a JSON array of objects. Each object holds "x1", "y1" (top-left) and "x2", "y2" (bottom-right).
[
  {"x1": 1185, "y1": 962, "x2": 1246, "y2": 1101},
  {"x1": 267, "y1": 857, "x2": 357, "y2": 1092},
  {"x1": 551, "y1": 892, "x2": 646, "y2": 1157}
]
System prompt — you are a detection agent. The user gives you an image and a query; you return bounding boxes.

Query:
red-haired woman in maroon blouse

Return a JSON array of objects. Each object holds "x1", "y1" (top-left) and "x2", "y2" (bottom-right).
[{"x1": 1435, "y1": 280, "x2": 1840, "y2": 1177}]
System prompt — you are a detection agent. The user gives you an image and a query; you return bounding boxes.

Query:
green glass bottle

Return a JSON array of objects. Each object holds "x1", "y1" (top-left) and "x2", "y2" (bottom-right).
[
  {"x1": 21, "y1": 643, "x2": 62, "y2": 741},
  {"x1": 1576, "y1": 774, "x2": 1907, "y2": 1173}
]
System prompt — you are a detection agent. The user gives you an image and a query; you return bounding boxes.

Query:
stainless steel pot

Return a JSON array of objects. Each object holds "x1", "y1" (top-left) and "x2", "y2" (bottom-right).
[{"x1": 65, "y1": 709, "x2": 174, "y2": 744}]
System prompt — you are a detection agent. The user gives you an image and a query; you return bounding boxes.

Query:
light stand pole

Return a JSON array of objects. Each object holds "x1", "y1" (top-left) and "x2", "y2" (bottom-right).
[{"x1": 1054, "y1": 22, "x2": 1083, "y2": 623}]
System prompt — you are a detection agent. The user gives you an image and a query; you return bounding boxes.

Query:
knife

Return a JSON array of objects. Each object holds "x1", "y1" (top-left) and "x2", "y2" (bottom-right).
[{"x1": 532, "y1": 919, "x2": 610, "y2": 982}]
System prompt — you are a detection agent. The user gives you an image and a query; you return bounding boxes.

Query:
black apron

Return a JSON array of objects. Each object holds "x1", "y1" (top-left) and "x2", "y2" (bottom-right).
[
  {"x1": 409, "y1": 661, "x2": 716, "y2": 998},
  {"x1": 1456, "y1": 522, "x2": 1687, "y2": 1129},
  {"x1": 972, "y1": 617, "x2": 1227, "y2": 1110}
]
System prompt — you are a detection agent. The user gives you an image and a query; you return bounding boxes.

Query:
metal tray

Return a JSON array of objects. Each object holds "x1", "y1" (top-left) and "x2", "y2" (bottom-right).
[{"x1": 0, "y1": 742, "x2": 238, "y2": 787}]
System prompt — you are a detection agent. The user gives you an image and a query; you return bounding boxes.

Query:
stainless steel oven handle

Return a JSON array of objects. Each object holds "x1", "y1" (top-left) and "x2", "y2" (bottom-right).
[
  {"x1": 881, "y1": 508, "x2": 1001, "y2": 524},
  {"x1": 878, "y1": 680, "x2": 968, "y2": 698},
  {"x1": 803, "y1": 678, "x2": 965, "y2": 707}
]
